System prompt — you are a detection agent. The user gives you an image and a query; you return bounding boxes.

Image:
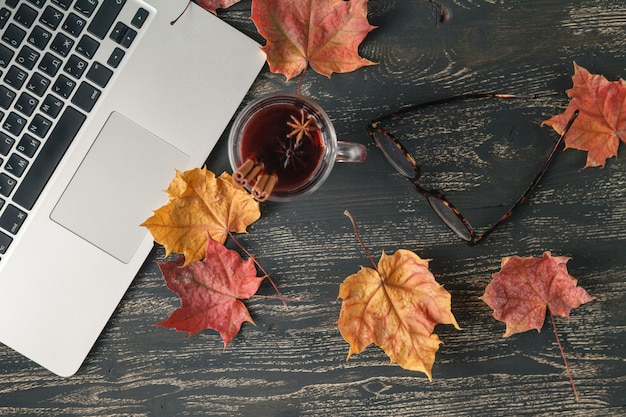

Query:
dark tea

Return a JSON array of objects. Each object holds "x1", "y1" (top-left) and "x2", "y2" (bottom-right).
[
  {"x1": 239, "y1": 103, "x2": 325, "y2": 194},
  {"x1": 230, "y1": 93, "x2": 364, "y2": 202}
]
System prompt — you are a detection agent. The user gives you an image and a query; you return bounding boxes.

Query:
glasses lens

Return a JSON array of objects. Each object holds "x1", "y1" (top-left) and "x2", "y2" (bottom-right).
[
  {"x1": 371, "y1": 131, "x2": 418, "y2": 178},
  {"x1": 427, "y1": 196, "x2": 473, "y2": 242}
]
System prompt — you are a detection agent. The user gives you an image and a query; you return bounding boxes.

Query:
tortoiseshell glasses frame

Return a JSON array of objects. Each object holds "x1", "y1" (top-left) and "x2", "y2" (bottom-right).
[{"x1": 367, "y1": 93, "x2": 579, "y2": 245}]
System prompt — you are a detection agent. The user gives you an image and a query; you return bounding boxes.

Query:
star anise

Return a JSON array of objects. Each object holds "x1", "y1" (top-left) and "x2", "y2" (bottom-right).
[
  {"x1": 276, "y1": 136, "x2": 305, "y2": 169},
  {"x1": 287, "y1": 110, "x2": 316, "y2": 147}
]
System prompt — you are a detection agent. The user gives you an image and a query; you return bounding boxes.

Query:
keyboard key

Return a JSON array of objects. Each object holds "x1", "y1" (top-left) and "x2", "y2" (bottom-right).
[
  {"x1": 6, "y1": 0, "x2": 20, "y2": 9},
  {"x1": 0, "y1": 8, "x2": 11, "y2": 30},
  {"x1": 0, "y1": 204, "x2": 27, "y2": 235},
  {"x1": 5, "y1": 153, "x2": 28, "y2": 177},
  {"x1": 38, "y1": 52, "x2": 62, "y2": 76},
  {"x1": 87, "y1": 0, "x2": 126, "y2": 39},
  {"x1": 107, "y1": 47, "x2": 124, "y2": 68},
  {"x1": 86, "y1": 61, "x2": 112, "y2": 88},
  {"x1": 0, "y1": 230, "x2": 13, "y2": 254},
  {"x1": 28, "y1": 113, "x2": 52, "y2": 138},
  {"x1": 50, "y1": 32, "x2": 73, "y2": 57},
  {"x1": 0, "y1": 172, "x2": 14, "y2": 196},
  {"x1": 39, "y1": 5, "x2": 64, "y2": 30},
  {"x1": 14, "y1": 3, "x2": 38, "y2": 28},
  {"x1": 16, "y1": 134, "x2": 40, "y2": 157},
  {"x1": 0, "y1": 132, "x2": 15, "y2": 155},
  {"x1": 52, "y1": 74, "x2": 76, "y2": 98},
  {"x1": 51, "y1": 0, "x2": 72, "y2": 10},
  {"x1": 111, "y1": 22, "x2": 131, "y2": 45},
  {"x1": 14, "y1": 91, "x2": 38, "y2": 116},
  {"x1": 27, "y1": 0, "x2": 46, "y2": 8},
  {"x1": 74, "y1": 0, "x2": 98, "y2": 17},
  {"x1": 75, "y1": 34, "x2": 99, "y2": 59},
  {"x1": 2, "y1": 112, "x2": 27, "y2": 136},
  {"x1": 2, "y1": 23, "x2": 26, "y2": 48},
  {"x1": 40, "y1": 94, "x2": 63, "y2": 117},
  {"x1": 71, "y1": 81, "x2": 100, "y2": 112},
  {"x1": 13, "y1": 107, "x2": 86, "y2": 210},
  {"x1": 0, "y1": 86, "x2": 16, "y2": 109},
  {"x1": 27, "y1": 25, "x2": 52, "y2": 50},
  {"x1": 63, "y1": 54, "x2": 87, "y2": 78},
  {"x1": 15, "y1": 44, "x2": 40, "y2": 70},
  {"x1": 3, "y1": 65, "x2": 27, "y2": 88},
  {"x1": 26, "y1": 72, "x2": 50, "y2": 96},
  {"x1": 131, "y1": 8, "x2": 149, "y2": 29},
  {"x1": 0, "y1": 44, "x2": 14, "y2": 67},
  {"x1": 62, "y1": 12, "x2": 86, "y2": 37}
]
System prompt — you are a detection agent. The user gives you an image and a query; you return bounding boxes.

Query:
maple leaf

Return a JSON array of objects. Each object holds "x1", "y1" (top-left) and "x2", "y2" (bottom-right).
[
  {"x1": 481, "y1": 251, "x2": 595, "y2": 337},
  {"x1": 251, "y1": 0, "x2": 376, "y2": 81},
  {"x1": 543, "y1": 62, "x2": 626, "y2": 168},
  {"x1": 157, "y1": 236, "x2": 263, "y2": 347},
  {"x1": 194, "y1": 0, "x2": 241, "y2": 14},
  {"x1": 338, "y1": 249, "x2": 460, "y2": 380},
  {"x1": 141, "y1": 168, "x2": 260, "y2": 266}
]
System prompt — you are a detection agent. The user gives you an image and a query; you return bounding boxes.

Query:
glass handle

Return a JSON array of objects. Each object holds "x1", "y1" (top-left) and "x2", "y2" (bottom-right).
[{"x1": 336, "y1": 141, "x2": 367, "y2": 162}]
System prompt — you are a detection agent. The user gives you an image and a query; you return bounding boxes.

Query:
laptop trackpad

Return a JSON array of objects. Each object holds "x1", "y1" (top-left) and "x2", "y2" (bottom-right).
[{"x1": 51, "y1": 112, "x2": 189, "y2": 263}]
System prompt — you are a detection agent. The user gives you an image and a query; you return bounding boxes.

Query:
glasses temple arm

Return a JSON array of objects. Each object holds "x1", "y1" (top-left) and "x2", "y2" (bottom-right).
[
  {"x1": 369, "y1": 92, "x2": 538, "y2": 126},
  {"x1": 472, "y1": 109, "x2": 580, "y2": 245}
]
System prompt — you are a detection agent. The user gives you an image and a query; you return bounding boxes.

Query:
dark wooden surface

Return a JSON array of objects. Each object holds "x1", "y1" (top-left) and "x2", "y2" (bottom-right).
[{"x1": 2, "y1": 1, "x2": 625, "y2": 416}]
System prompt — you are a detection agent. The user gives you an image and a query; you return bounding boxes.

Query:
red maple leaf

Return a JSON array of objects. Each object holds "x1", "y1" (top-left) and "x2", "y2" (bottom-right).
[
  {"x1": 543, "y1": 62, "x2": 626, "y2": 168},
  {"x1": 251, "y1": 0, "x2": 376, "y2": 80},
  {"x1": 481, "y1": 251, "x2": 595, "y2": 337},
  {"x1": 480, "y1": 252, "x2": 595, "y2": 400},
  {"x1": 193, "y1": 0, "x2": 241, "y2": 14},
  {"x1": 157, "y1": 236, "x2": 263, "y2": 347}
]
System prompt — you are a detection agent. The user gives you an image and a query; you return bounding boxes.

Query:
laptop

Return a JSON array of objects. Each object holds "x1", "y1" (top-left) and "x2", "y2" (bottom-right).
[{"x1": 0, "y1": 0, "x2": 265, "y2": 376}]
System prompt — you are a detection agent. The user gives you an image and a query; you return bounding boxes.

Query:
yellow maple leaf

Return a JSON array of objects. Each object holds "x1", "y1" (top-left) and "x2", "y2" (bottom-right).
[
  {"x1": 141, "y1": 167, "x2": 260, "y2": 265},
  {"x1": 338, "y1": 250, "x2": 460, "y2": 380}
]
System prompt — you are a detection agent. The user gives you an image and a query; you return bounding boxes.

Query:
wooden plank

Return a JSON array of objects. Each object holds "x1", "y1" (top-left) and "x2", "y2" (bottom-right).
[{"x1": 0, "y1": 0, "x2": 624, "y2": 416}]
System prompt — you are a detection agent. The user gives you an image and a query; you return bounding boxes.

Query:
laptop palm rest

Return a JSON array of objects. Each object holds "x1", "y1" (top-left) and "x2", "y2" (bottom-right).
[{"x1": 50, "y1": 112, "x2": 189, "y2": 263}]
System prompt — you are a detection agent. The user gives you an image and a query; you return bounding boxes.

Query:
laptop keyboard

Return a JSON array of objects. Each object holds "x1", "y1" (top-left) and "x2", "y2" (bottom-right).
[{"x1": 0, "y1": 0, "x2": 149, "y2": 256}]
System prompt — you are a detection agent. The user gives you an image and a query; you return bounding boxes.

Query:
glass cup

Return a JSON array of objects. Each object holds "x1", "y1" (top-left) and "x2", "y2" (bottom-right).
[{"x1": 228, "y1": 93, "x2": 367, "y2": 202}]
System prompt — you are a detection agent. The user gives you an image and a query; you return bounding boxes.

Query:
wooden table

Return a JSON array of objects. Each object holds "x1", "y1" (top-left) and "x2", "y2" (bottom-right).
[{"x1": 2, "y1": 1, "x2": 625, "y2": 415}]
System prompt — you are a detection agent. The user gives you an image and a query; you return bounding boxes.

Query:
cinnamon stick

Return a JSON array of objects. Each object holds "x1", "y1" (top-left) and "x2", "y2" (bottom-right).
[
  {"x1": 233, "y1": 158, "x2": 262, "y2": 187},
  {"x1": 252, "y1": 173, "x2": 278, "y2": 202}
]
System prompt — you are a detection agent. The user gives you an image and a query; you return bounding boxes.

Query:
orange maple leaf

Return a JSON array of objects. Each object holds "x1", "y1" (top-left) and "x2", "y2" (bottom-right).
[
  {"x1": 157, "y1": 236, "x2": 263, "y2": 348},
  {"x1": 481, "y1": 251, "x2": 595, "y2": 337},
  {"x1": 141, "y1": 168, "x2": 260, "y2": 266},
  {"x1": 251, "y1": 0, "x2": 376, "y2": 81},
  {"x1": 543, "y1": 62, "x2": 626, "y2": 168},
  {"x1": 338, "y1": 250, "x2": 460, "y2": 380}
]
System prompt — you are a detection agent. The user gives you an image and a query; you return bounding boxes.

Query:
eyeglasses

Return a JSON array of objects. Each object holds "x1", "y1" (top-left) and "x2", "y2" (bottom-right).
[{"x1": 367, "y1": 93, "x2": 579, "y2": 245}]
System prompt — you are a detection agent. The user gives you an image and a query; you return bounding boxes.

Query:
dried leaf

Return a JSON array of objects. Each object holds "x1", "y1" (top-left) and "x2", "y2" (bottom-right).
[
  {"x1": 543, "y1": 62, "x2": 626, "y2": 168},
  {"x1": 338, "y1": 250, "x2": 460, "y2": 380},
  {"x1": 251, "y1": 0, "x2": 376, "y2": 81},
  {"x1": 157, "y1": 236, "x2": 263, "y2": 347},
  {"x1": 481, "y1": 251, "x2": 595, "y2": 337},
  {"x1": 193, "y1": 0, "x2": 241, "y2": 14},
  {"x1": 141, "y1": 168, "x2": 260, "y2": 266}
]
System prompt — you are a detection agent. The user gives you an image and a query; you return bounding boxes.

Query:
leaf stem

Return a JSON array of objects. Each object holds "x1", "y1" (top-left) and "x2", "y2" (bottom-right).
[
  {"x1": 297, "y1": 66, "x2": 307, "y2": 95},
  {"x1": 170, "y1": 0, "x2": 192, "y2": 25},
  {"x1": 549, "y1": 310, "x2": 580, "y2": 401},
  {"x1": 344, "y1": 210, "x2": 377, "y2": 270},
  {"x1": 228, "y1": 231, "x2": 288, "y2": 307}
]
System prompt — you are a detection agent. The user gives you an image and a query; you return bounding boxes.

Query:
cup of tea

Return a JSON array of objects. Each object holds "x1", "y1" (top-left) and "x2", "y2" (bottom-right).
[{"x1": 228, "y1": 93, "x2": 367, "y2": 202}]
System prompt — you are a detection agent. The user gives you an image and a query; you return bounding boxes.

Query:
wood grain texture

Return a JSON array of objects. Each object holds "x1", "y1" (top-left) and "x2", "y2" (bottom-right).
[{"x1": 1, "y1": 0, "x2": 625, "y2": 416}]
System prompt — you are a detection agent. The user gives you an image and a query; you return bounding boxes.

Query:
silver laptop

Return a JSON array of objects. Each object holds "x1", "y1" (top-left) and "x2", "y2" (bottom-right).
[{"x1": 0, "y1": 0, "x2": 265, "y2": 376}]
